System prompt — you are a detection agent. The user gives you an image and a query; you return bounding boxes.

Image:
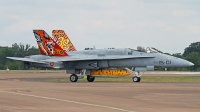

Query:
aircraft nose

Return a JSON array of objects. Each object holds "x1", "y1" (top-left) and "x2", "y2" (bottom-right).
[
  {"x1": 172, "y1": 58, "x2": 195, "y2": 67},
  {"x1": 189, "y1": 62, "x2": 194, "y2": 66}
]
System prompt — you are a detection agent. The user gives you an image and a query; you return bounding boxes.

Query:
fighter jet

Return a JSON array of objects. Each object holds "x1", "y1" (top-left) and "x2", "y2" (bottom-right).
[{"x1": 7, "y1": 30, "x2": 194, "y2": 82}]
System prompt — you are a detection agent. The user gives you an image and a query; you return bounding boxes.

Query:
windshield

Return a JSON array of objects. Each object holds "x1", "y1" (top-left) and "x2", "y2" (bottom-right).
[{"x1": 137, "y1": 46, "x2": 158, "y2": 53}]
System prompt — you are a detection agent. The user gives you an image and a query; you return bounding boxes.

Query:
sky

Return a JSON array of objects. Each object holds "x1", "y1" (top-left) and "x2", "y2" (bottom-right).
[{"x1": 0, "y1": 0, "x2": 200, "y2": 54}]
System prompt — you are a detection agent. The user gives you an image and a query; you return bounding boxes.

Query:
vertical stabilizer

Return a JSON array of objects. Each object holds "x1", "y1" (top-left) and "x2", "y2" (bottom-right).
[
  {"x1": 33, "y1": 30, "x2": 68, "y2": 56},
  {"x1": 52, "y1": 30, "x2": 76, "y2": 52}
]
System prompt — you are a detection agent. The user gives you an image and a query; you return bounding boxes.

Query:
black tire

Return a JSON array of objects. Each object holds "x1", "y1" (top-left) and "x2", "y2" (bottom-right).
[
  {"x1": 87, "y1": 76, "x2": 95, "y2": 82},
  {"x1": 70, "y1": 74, "x2": 78, "y2": 82},
  {"x1": 132, "y1": 76, "x2": 141, "y2": 82},
  {"x1": 138, "y1": 77, "x2": 141, "y2": 82}
]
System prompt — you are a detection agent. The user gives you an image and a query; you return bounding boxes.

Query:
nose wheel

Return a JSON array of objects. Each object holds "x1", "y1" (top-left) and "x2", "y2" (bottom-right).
[
  {"x1": 132, "y1": 71, "x2": 142, "y2": 82},
  {"x1": 132, "y1": 76, "x2": 141, "y2": 82}
]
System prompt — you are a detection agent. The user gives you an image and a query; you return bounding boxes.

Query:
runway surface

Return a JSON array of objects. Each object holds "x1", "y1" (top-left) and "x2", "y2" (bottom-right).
[{"x1": 0, "y1": 72, "x2": 200, "y2": 112}]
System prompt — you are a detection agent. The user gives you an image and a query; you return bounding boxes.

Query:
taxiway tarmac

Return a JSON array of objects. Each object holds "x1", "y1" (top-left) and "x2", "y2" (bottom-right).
[{"x1": 0, "y1": 73, "x2": 200, "y2": 112}]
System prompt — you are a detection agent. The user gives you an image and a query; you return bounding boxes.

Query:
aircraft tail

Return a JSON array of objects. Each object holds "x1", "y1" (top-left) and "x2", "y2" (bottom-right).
[
  {"x1": 52, "y1": 30, "x2": 77, "y2": 52},
  {"x1": 33, "y1": 30, "x2": 68, "y2": 56}
]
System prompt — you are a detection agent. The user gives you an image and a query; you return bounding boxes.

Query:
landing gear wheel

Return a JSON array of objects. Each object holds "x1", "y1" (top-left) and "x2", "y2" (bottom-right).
[
  {"x1": 87, "y1": 76, "x2": 95, "y2": 82},
  {"x1": 132, "y1": 76, "x2": 141, "y2": 82},
  {"x1": 70, "y1": 74, "x2": 78, "y2": 82}
]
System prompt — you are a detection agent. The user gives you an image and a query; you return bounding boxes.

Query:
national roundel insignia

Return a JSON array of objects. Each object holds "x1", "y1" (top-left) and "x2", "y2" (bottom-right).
[{"x1": 50, "y1": 62, "x2": 54, "y2": 66}]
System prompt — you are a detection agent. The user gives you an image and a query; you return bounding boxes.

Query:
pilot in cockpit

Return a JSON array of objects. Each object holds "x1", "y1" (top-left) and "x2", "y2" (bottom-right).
[{"x1": 137, "y1": 46, "x2": 157, "y2": 53}]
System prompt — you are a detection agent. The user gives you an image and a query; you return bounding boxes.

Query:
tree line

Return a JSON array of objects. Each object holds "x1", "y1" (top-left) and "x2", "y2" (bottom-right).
[
  {"x1": 0, "y1": 43, "x2": 39, "y2": 70},
  {"x1": 0, "y1": 42, "x2": 200, "y2": 71},
  {"x1": 153, "y1": 42, "x2": 200, "y2": 71}
]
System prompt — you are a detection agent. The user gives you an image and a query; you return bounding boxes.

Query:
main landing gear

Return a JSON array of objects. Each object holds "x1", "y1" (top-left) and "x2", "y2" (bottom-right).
[
  {"x1": 69, "y1": 74, "x2": 95, "y2": 82},
  {"x1": 70, "y1": 74, "x2": 78, "y2": 82},
  {"x1": 87, "y1": 76, "x2": 95, "y2": 82}
]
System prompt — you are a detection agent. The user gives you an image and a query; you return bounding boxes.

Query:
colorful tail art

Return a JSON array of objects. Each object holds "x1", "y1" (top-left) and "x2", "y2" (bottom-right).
[
  {"x1": 52, "y1": 30, "x2": 76, "y2": 52},
  {"x1": 33, "y1": 30, "x2": 68, "y2": 56}
]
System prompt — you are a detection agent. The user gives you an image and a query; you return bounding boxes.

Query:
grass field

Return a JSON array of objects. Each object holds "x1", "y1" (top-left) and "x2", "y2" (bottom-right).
[{"x1": 38, "y1": 76, "x2": 200, "y2": 83}]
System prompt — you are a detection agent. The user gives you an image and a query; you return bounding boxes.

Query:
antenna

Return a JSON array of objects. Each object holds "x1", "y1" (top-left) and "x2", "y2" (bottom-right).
[{"x1": 93, "y1": 46, "x2": 96, "y2": 49}]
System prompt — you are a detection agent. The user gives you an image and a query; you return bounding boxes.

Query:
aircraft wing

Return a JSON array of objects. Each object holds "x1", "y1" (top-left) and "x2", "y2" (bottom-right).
[
  {"x1": 6, "y1": 57, "x2": 46, "y2": 63},
  {"x1": 42, "y1": 55, "x2": 155, "y2": 62}
]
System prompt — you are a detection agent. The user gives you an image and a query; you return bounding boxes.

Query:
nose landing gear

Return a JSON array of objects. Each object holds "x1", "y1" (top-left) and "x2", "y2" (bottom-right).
[
  {"x1": 125, "y1": 68, "x2": 143, "y2": 82},
  {"x1": 132, "y1": 71, "x2": 142, "y2": 82}
]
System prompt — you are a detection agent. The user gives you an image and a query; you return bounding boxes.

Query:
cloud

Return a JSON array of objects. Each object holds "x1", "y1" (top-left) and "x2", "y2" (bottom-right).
[
  {"x1": 4, "y1": 20, "x2": 42, "y2": 34},
  {"x1": 183, "y1": 24, "x2": 200, "y2": 34},
  {"x1": 0, "y1": 0, "x2": 200, "y2": 53}
]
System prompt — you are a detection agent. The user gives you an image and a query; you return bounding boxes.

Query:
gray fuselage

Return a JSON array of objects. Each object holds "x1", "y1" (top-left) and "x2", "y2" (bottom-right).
[
  {"x1": 25, "y1": 48, "x2": 193, "y2": 72},
  {"x1": 64, "y1": 48, "x2": 192, "y2": 70}
]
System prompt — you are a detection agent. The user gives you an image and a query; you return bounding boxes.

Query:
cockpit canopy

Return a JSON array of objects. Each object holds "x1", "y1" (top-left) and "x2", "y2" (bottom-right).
[{"x1": 137, "y1": 46, "x2": 158, "y2": 53}]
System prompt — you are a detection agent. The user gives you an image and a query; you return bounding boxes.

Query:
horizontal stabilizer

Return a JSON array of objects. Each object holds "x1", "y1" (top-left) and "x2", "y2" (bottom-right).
[{"x1": 6, "y1": 57, "x2": 46, "y2": 63}]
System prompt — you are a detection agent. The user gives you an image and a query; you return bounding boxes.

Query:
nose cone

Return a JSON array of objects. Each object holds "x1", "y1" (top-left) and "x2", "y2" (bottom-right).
[
  {"x1": 189, "y1": 62, "x2": 194, "y2": 66},
  {"x1": 173, "y1": 58, "x2": 195, "y2": 67}
]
